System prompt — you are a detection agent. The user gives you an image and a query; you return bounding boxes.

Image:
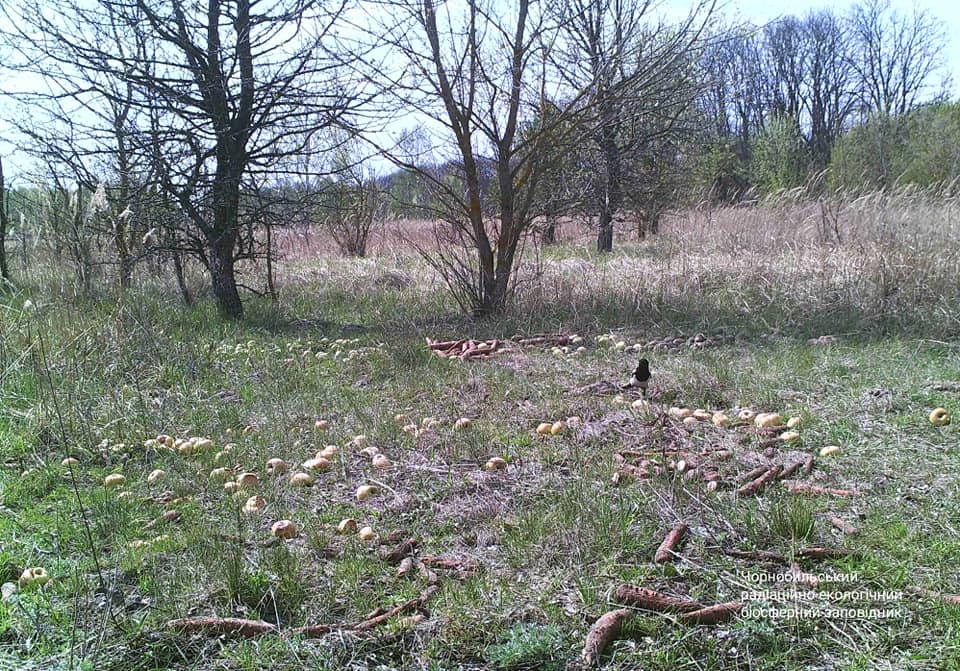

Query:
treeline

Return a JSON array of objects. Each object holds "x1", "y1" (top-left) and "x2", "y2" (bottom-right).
[{"x1": 0, "y1": 0, "x2": 954, "y2": 317}]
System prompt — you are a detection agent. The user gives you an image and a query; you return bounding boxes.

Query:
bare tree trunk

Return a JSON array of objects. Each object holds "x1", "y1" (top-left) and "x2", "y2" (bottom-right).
[
  {"x1": 0, "y1": 156, "x2": 9, "y2": 283},
  {"x1": 265, "y1": 221, "x2": 276, "y2": 301},
  {"x1": 209, "y1": 228, "x2": 242, "y2": 319},
  {"x1": 596, "y1": 113, "x2": 621, "y2": 253},
  {"x1": 172, "y1": 252, "x2": 192, "y2": 306}
]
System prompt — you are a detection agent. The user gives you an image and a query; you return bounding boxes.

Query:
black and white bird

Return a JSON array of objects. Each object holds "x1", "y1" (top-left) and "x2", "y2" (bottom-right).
[{"x1": 628, "y1": 358, "x2": 651, "y2": 396}]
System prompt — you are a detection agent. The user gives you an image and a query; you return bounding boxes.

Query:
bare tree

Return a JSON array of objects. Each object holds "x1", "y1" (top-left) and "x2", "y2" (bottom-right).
[
  {"x1": 355, "y1": 0, "x2": 569, "y2": 316},
  {"x1": 558, "y1": 0, "x2": 717, "y2": 251},
  {"x1": 3, "y1": 0, "x2": 359, "y2": 318},
  {"x1": 848, "y1": 0, "x2": 949, "y2": 119},
  {"x1": 0, "y1": 154, "x2": 8, "y2": 283}
]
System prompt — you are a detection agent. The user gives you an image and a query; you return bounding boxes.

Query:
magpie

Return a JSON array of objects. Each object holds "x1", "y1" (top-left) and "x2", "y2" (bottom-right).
[{"x1": 629, "y1": 357, "x2": 651, "y2": 396}]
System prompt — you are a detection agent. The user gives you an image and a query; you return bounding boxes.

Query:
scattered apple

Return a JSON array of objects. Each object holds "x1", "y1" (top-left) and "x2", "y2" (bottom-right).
[
  {"x1": 61, "y1": 457, "x2": 79, "y2": 467},
  {"x1": 669, "y1": 407, "x2": 693, "y2": 419},
  {"x1": 209, "y1": 467, "x2": 234, "y2": 483},
  {"x1": 485, "y1": 457, "x2": 508, "y2": 471},
  {"x1": 265, "y1": 458, "x2": 288, "y2": 476},
  {"x1": 356, "y1": 484, "x2": 379, "y2": 501},
  {"x1": 550, "y1": 421, "x2": 566, "y2": 436},
  {"x1": 242, "y1": 496, "x2": 266, "y2": 515},
  {"x1": 303, "y1": 457, "x2": 331, "y2": 472},
  {"x1": 319, "y1": 445, "x2": 338, "y2": 459},
  {"x1": 271, "y1": 520, "x2": 297, "y2": 539},
  {"x1": 337, "y1": 518, "x2": 358, "y2": 534},
  {"x1": 930, "y1": 408, "x2": 950, "y2": 426},
  {"x1": 819, "y1": 445, "x2": 841, "y2": 457},
  {"x1": 787, "y1": 416, "x2": 802, "y2": 429},
  {"x1": 314, "y1": 419, "x2": 329, "y2": 431},
  {"x1": 359, "y1": 446, "x2": 381, "y2": 459},
  {"x1": 147, "y1": 469, "x2": 166, "y2": 484},
  {"x1": 779, "y1": 431, "x2": 801, "y2": 443},
  {"x1": 104, "y1": 473, "x2": 126, "y2": 488},
  {"x1": 223, "y1": 481, "x2": 239, "y2": 493},
  {"x1": 693, "y1": 409, "x2": 713, "y2": 422},
  {"x1": 706, "y1": 480, "x2": 719, "y2": 492},
  {"x1": 194, "y1": 437, "x2": 213, "y2": 450},
  {"x1": 290, "y1": 472, "x2": 314, "y2": 487},
  {"x1": 18, "y1": 567, "x2": 50, "y2": 588},
  {"x1": 755, "y1": 413, "x2": 783, "y2": 429},
  {"x1": 351, "y1": 435, "x2": 368, "y2": 447},
  {"x1": 235, "y1": 472, "x2": 259, "y2": 488},
  {"x1": 712, "y1": 412, "x2": 730, "y2": 427},
  {"x1": 536, "y1": 422, "x2": 553, "y2": 435},
  {"x1": 372, "y1": 454, "x2": 392, "y2": 469},
  {"x1": 682, "y1": 416, "x2": 699, "y2": 426},
  {"x1": 737, "y1": 409, "x2": 756, "y2": 422},
  {"x1": 358, "y1": 526, "x2": 376, "y2": 542},
  {"x1": 454, "y1": 417, "x2": 473, "y2": 430}
]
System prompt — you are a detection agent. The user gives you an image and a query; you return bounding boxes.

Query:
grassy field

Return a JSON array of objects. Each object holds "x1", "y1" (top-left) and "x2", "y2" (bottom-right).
[{"x1": 1, "y1": 195, "x2": 960, "y2": 670}]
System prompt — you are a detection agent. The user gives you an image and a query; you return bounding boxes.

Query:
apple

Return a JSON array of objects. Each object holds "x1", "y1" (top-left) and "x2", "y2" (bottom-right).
[
  {"x1": 147, "y1": 469, "x2": 166, "y2": 484},
  {"x1": 319, "y1": 445, "x2": 338, "y2": 459},
  {"x1": 242, "y1": 496, "x2": 266, "y2": 515},
  {"x1": 209, "y1": 467, "x2": 234, "y2": 483},
  {"x1": 819, "y1": 445, "x2": 841, "y2": 457},
  {"x1": 271, "y1": 520, "x2": 297, "y2": 539},
  {"x1": 337, "y1": 518, "x2": 358, "y2": 534},
  {"x1": 779, "y1": 431, "x2": 801, "y2": 443},
  {"x1": 303, "y1": 457, "x2": 331, "y2": 472},
  {"x1": 787, "y1": 416, "x2": 802, "y2": 429},
  {"x1": 104, "y1": 473, "x2": 126, "y2": 488},
  {"x1": 550, "y1": 421, "x2": 566, "y2": 435},
  {"x1": 485, "y1": 457, "x2": 507, "y2": 471},
  {"x1": 930, "y1": 408, "x2": 950, "y2": 426},
  {"x1": 61, "y1": 457, "x2": 79, "y2": 467},
  {"x1": 358, "y1": 526, "x2": 376, "y2": 542},
  {"x1": 289, "y1": 472, "x2": 314, "y2": 487},
  {"x1": 454, "y1": 417, "x2": 473, "y2": 430},
  {"x1": 314, "y1": 419, "x2": 329, "y2": 431},
  {"x1": 536, "y1": 422, "x2": 553, "y2": 435},
  {"x1": 372, "y1": 454, "x2": 392, "y2": 469},
  {"x1": 356, "y1": 484, "x2": 379, "y2": 501},
  {"x1": 235, "y1": 472, "x2": 259, "y2": 488},
  {"x1": 265, "y1": 458, "x2": 287, "y2": 476},
  {"x1": 755, "y1": 413, "x2": 783, "y2": 429},
  {"x1": 712, "y1": 412, "x2": 730, "y2": 427}
]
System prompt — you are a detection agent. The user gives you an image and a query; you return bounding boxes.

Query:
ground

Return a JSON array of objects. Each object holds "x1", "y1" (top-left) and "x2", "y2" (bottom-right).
[{"x1": 1, "y1": 207, "x2": 959, "y2": 670}]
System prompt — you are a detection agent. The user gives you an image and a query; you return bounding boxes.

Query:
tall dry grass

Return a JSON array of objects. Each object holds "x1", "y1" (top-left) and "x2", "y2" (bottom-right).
[{"x1": 8, "y1": 186, "x2": 959, "y2": 338}]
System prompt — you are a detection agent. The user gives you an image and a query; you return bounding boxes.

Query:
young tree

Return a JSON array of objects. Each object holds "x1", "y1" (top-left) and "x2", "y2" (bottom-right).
[
  {"x1": 3, "y1": 0, "x2": 358, "y2": 318},
  {"x1": 557, "y1": 0, "x2": 717, "y2": 251},
  {"x1": 356, "y1": 0, "x2": 570, "y2": 316}
]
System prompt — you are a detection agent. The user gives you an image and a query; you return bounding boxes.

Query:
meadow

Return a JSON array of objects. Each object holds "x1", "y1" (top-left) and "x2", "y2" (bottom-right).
[{"x1": 1, "y1": 190, "x2": 960, "y2": 670}]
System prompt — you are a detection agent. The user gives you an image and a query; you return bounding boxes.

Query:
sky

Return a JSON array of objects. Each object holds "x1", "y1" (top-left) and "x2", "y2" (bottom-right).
[{"x1": 1, "y1": 0, "x2": 959, "y2": 182}]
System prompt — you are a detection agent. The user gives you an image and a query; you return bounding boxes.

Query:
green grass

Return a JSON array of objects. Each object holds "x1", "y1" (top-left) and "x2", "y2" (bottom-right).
[{"x1": 1, "y1": 214, "x2": 960, "y2": 670}]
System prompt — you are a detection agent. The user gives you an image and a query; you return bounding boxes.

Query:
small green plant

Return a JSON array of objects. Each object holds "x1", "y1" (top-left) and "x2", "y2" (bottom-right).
[
  {"x1": 484, "y1": 623, "x2": 570, "y2": 671},
  {"x1": 769, "y1": 497, "x2": 816, "y2": 543}
]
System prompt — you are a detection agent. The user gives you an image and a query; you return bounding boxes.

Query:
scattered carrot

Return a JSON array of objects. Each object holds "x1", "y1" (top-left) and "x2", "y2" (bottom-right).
[
  {"x1": 654, "y1": 523, "x2": 689, "y2": 563},
  {"x1": 582, "y1": 608, "x2": 633, "y2": 665},
  {"x1": 677, "y1": 601, "x2": 743, "y2": 625},
  {"x1": 737, "y1": 465, "x2": 783, "y2": 496},
  {"x1": 167, "y1": 617, "x2": 276, "y2": 637},
  {"x1": 614, "y1": 584, "x2": 703, "y2": 612},
  {"x1": 782, "y1": 481, "x2": 856, "y2": 497}
]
